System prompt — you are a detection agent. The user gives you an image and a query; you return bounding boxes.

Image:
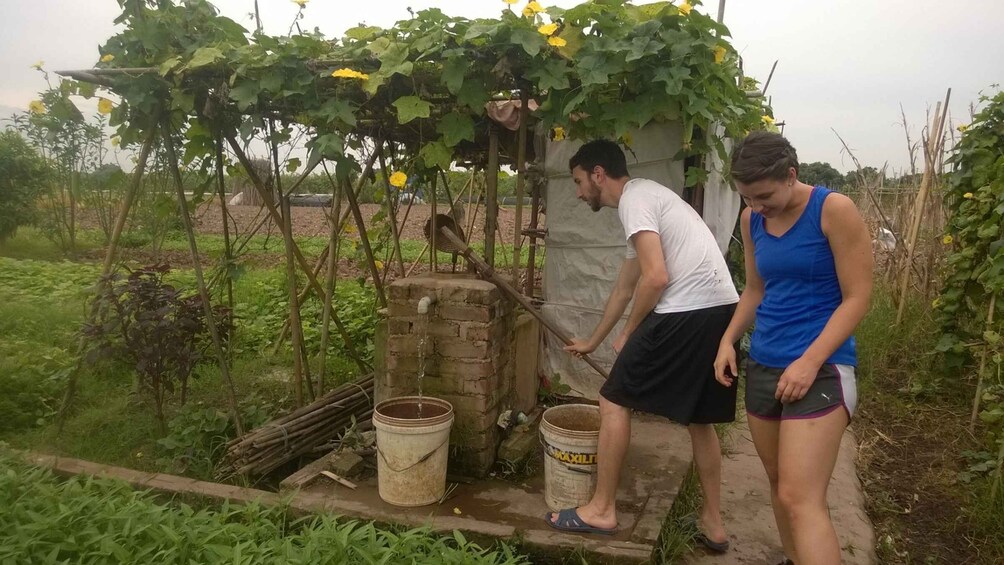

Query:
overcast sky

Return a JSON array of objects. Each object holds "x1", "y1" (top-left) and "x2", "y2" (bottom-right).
[{"x1": 1, "y1": 0, "x2": 1001, "y2": 174}]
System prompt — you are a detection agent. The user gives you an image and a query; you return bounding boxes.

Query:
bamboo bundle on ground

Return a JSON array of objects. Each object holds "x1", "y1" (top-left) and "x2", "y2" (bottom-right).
[{"x1": 223, "y1": 375, "x2": 374, "y2": 476}]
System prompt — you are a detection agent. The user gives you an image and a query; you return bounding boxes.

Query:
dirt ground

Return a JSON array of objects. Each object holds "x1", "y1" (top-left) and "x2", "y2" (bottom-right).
[{"x1": 191, "y1": 201, "x2": 544, "y2": 246}]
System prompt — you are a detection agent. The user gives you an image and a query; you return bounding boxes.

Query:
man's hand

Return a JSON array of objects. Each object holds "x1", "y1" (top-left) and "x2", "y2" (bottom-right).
[
  {"x1": 612, "y1": 332, "x2": 629, "y2": 355},
  {"x1": 564, "y1": 338, "x2": 596, "y2": 358},
  {"x1": 775, "y1": 356, "x2": 821, "y2": 403}
]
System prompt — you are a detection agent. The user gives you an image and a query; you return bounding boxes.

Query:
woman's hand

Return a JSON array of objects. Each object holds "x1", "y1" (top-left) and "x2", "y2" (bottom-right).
[
  {"x1": 775, "y1": 356, "x2": 822, "y2": 403},
  {"x1": 714, "y1": 342, "x2": 738, "y2": 387}
]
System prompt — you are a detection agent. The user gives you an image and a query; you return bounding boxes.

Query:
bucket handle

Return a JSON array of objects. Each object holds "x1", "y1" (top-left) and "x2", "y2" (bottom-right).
[
  {"x1": 539, "y1": 435, "x2": 596, "y2": 475},
  {"x1": 377, "y1": 437, "x2": 450, "y2": 473}
]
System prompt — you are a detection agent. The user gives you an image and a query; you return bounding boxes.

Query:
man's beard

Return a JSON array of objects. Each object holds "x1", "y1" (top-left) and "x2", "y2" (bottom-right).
[{"x1": 587, "y1": 183, "x2": 602, "y2": 211}]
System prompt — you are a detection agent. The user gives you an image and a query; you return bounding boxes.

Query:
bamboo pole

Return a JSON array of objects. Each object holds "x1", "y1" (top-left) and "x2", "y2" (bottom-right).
[
  {"x1": 970, "y1": 294, "x2": 998, "y2": 432},
  {"x1": 377, "y1": 145, "x2": 406, "y2": 276},
  {"x1": 525, "y1": 161, "x2": 542, "y2": 296},
  {"x1": 270, "y1": 120, "x2": 313, "y2": 404},
  {"x1": 440, "y1": 227, "x2": 609, "y2": 380},
  {"x1": 280, "y1": 191, "x2": 306, "y2": 406},
  {"x1": 342, "y1": 149, "x2": 387, "y2": 307},
  {"x1": 214, "y1": 135, "x2": 235, "y2": 311},
  {"x1": 897, "y1": 89, "x2": 951, "y2": 325},
  {"x1": 58, "y1": 128, "x2": 157, "y2": 429},
  {"x1": 430, "y1": 173, "x2": 438, "y2": 272},
  {"x1": 317, "y1": 175, "x2": 343, "y2": 393},
  {"x1": 162, "y1": 122, "x2": 244, "y2": 436},
  {"x1": 225, "y1": 134, "x2": 370, "y2": 372},
  {"x1": 485, "y1": 127, "x2": 500, "y2": 269},
  {"x1": 512, "y1": 88, "x2": 530, "y2": 286}
]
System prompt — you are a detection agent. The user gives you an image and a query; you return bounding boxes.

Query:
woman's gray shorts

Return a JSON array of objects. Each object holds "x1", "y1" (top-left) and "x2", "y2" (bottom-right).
[{"x1": 745, "y1": 361, "x2": 857, "y2": 420}]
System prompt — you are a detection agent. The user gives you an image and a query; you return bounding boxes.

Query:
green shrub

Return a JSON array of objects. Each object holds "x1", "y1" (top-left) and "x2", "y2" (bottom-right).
[{"x1": 0, "y1": 130, "x2": 51, "y2": 243}]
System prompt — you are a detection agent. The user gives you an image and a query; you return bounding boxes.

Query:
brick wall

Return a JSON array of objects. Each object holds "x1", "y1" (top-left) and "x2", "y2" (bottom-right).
[{"x1": 378, "y1": 274, "x2": 516, "y2": 477}]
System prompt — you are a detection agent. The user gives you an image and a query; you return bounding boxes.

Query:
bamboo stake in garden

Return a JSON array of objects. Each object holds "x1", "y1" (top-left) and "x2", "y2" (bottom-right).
[
  {"x1": 162, "y1": 122, "x2": 244, "y2": 435},
  {"x1": 970, "y1": 294, "x2": 997, "y2": 431},
  {"x1": 58, "y1": 127, "x2": 157, "y2": 429},
  {"x1": 318, "y1": 173, "x2": 344, "y2": 393},
  {"x1": 512, "y1": 88, "x2": 530, "y2": 286},
  {"x1": 897, "y1": 89, "x2": 951, "y2": 325}
]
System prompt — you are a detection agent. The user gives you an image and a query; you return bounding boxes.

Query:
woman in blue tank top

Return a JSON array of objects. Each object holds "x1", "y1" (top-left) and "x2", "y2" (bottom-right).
[{"x1": 713, "y1": 132, "x2": 873, "y2": 565}]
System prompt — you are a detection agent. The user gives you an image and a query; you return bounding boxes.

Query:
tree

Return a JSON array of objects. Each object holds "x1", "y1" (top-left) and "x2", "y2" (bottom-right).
[
  {"x1": 799, "y1": 161, "x2": 844, "y2": 190},
  {"x1": 0, "y1": 130, "x2": 51, "y2": 243}
]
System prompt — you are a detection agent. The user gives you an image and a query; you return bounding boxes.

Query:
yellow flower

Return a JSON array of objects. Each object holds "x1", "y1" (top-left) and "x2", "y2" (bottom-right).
[
  {"x1": 957, "y1": 124, "x2": 968, "y2": 133},
  {"x1": 678, "y1": 1, "x2": 693, "y2": 15},
  {"x1": 374, "y1": 260, "x2": 385, "y2": 271},
  {"x1": 345, "y1": 223, "x2": 358, "y2": 234},
  {"x1": 291, "y1": 0, "x2": 308, "y2": 6},
  {"x1": 942, "y1": 235, "x2": 953, "y2": 245},
  {"x1": 28, "y1": 100, "x2": 46, "y2": 114},
  {"x1": 547, "y1": 36, "x2": 567, "y2": 47},
  {"x1": 97, "y1": 98, "x2": 114, "y2": 114},
  {"x1": 713, "y1": 46, "x2": 727, "y2": 64},
  {"x1": 762, "y1": 114, "x2": 775, "y2": 126},
  {"x1": 963, "y1": 192, "x2": 974, "y2": 199},
  {"x1": 523, "y1": 1, "x2": 544, "y2": 16},
  {"x1": 331, "y1": 68, "x2": 369, "y2": 80},
  {"x1": 538, "y1": 23, "x2": 559, "y2": 36},
  {"x1": 552, "y1": 126, "x2": 566, "y2": 141},
  {"x1": 389, "y1": 171, "x2": 408, "y2": 188},
  {"x1": 30, "y1": 60, "x2": 44, "y2": 70},
  {"x1": 110, "y1": 136, "x2": 121, "y2": 147},
  {"x1": 931, "y1": 298, "x2": 941, "y2": 308},
  {"x1": 503, "y1": 0, "x2": 518, "y2": 4},
  {"x1": 100, "y1": 54, "x2": 115, "y2": 63}
]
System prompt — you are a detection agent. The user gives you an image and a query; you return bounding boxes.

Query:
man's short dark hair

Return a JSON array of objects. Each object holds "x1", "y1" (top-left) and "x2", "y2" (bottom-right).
[
  {"x1": 568, "y1": 139, "x2": 630, "y2": 179},
  {"x1": 730, "y1": 131, "x2": 799, "y2": 184}
]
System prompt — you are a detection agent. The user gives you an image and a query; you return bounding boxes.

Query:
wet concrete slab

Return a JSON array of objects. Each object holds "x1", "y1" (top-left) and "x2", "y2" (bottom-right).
[{"x1": 296, "y1": 412, "x2": 692, "y2": 563}]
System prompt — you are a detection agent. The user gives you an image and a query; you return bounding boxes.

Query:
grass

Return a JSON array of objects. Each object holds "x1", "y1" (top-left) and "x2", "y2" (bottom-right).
[
  {"x1": 652, "y1": 467, "x2": 702, "y2": 563},
  {"x1": 0, "y1": 452, "x2": 529, "y2": 565}
]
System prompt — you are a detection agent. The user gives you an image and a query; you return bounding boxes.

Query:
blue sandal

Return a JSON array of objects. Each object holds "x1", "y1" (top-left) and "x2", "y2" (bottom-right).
[{"x1": 544, "y1": 508, "x2": 616, "y2": 535}]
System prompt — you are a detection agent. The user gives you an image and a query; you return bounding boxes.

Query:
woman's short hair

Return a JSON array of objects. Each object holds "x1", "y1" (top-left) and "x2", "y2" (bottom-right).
[{"x1": 730, "y1": 131, "x2": 799, "y2": 184}]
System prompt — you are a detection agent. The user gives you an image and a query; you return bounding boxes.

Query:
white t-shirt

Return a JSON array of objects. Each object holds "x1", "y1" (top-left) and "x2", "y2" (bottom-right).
[{"x1": 619, "y1": 178, "x2": 739, "y2": 313}]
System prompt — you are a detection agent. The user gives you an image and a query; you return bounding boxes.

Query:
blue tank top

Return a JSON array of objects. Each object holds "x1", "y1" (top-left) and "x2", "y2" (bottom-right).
[{"x1": 749, "y1": 187, "x2": 856, "y2": 368}]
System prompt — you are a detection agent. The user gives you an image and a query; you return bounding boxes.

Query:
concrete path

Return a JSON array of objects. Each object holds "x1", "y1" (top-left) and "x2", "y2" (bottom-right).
[{"x1": 684, "y1": 417, "x2": 877, "y2": 564}]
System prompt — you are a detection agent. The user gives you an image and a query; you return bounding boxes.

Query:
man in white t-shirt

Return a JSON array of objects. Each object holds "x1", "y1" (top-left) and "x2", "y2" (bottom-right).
[{"x1": 546, "y1": 140, "x2": 739, "y2": 554}]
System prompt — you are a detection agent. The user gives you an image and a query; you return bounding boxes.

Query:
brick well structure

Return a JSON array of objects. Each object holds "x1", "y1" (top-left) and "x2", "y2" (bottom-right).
[{"x1": 377, "y1": 273, "x2": 516, "y2": 477}]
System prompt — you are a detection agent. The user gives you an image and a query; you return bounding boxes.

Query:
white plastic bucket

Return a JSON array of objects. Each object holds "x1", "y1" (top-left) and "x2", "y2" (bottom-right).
[
  {"x1": 540, "y1": 403, "x2": 601, "y2": 512},
  {"x1": 372, "y1": 396, "x2": 454, "y2": 507}
]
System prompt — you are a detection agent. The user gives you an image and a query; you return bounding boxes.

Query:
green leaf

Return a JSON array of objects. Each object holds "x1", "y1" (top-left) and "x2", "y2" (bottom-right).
[
  {"x1": 527, "y1": 60, "x2": 571, "y2": 92},
  {"x1": 393, "y1": 96, "x2": 432, "y2": 124},
  {"x1": 229, "y1": 81, "x2": 260, "y2": 111},
  {"x1": 344, "y1": 25, "x2": 381, "y2": 41},
  {"x1": 419, "y1": 140, "x2": 452, "y2": 171},
  {"x1": 285, "y1": 158, "x2": 301, "y2": 173},
  {"x1": 575, "y1": 53, "x2": 615, "y2": 86},
  {"x1": 457, "y1": 81, "x2": 489, "y2": 113},
  {"x1": 186, "y1": 47, "x2": 225, "y2": 70},
  {"x1": 442, "y1": 57, "x2": 467, "y2": 95},
  {"x1": 159, "y1": 57, "x2": 182, "y2": 76},
  {"x1": 464, "y1": 22, "x2": 499, "y2": 41},
  {"x1": 510, "y1": 27, "x2": 543, "y2": 57},
  {"x1": 436, "y1": 112, "x2": 475, "y2": 147},
  {"x1": 316, "y1": 98, "x2": 357, "y2": 127}
]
